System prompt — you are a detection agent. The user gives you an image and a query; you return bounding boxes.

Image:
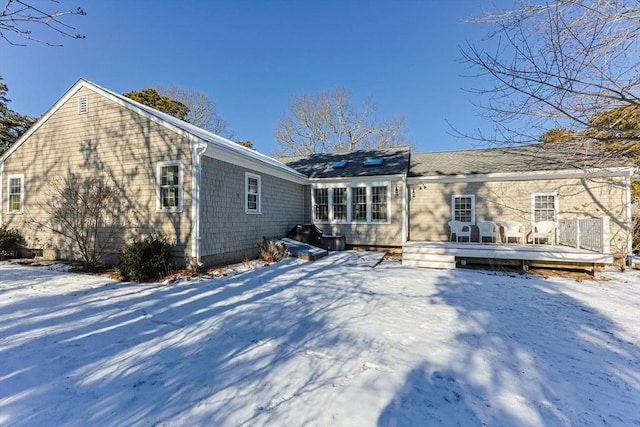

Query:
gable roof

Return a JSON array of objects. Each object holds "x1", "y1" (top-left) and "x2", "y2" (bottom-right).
[
  {"x1": 0, "y1": 79, "x2": 307, "y2": 183},
  {"x1": 282, "y1": 146, "x2": 411, "y2": 179},
  {"x1": 409, "y1": 143, "x2": 633, "y2": 177}
]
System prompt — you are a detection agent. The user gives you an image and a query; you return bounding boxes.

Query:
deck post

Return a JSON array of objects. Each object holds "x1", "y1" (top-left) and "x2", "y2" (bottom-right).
[
  {"x1": 575, "y1": 219, "x2": 581, "y2": 249},
  {"x1": 601, "y1": 216, "x2": 610, "y2": 254}
]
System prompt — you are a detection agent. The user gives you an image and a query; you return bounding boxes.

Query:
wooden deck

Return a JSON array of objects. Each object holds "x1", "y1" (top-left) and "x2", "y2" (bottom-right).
[{"x1": 402, "y1": 241, "x2": 612, "y2": 271}]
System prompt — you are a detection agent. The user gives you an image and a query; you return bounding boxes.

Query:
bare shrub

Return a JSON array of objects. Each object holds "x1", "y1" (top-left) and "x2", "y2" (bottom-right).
[
  {"x1": 257, "y1": 238, "x2": 287, "y2": 263},
  {"x1": 39, "y1": 174, "x2": 128, "y2": 268}
]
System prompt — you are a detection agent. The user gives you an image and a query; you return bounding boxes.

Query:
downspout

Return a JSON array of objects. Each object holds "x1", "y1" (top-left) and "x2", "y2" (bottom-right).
[
  {"x1": 0, "y1": 162, "x2": 3, "y2": 227},
  {"x1": 402, "y1": 174, "x2": 408, "y2": 244},
  {"x1": 190, "y1": 140, "x2": 208, "y2": 269},
  {"x1": 626, "y1": 172, "x2": 633, "y2": 257}
]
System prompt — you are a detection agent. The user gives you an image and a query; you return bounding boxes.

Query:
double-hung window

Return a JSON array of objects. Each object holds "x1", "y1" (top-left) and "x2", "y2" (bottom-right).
[
  {"x1": 7, "y1": 174, "x2": 24, "y2": 214},
  {"x1": 157, "y1": 161, "x2": 183, "y2": 212},
  {"x1": 532, "y1": 193, "x2": 558, "y2": 222},
  {"x1": 451, "y1": 194, "x2": 475, "y2": 224},
  {"x1": 245, "y1": 172, "x2": 261, "y2": 214},
  {"x1": 313, "y1": 188, "x2": 329, "y2": 221},
  {"x1": 352, "y1": 187, "x2": 368, "y2": 222},
  {"x1": 332, "y1": 187, "x2": 347, "y2": 221},
  {"x1": 371, "y1": 186, "x2": 388, "y2": 222},
  {"x1": 311, "y1": 183, "x2": 390, "y2": 223}
]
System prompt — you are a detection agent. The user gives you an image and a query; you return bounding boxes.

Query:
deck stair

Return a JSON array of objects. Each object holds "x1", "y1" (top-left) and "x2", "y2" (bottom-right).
[{"x1": 402, "y1": 244, "x2": 456, "y2": 269}]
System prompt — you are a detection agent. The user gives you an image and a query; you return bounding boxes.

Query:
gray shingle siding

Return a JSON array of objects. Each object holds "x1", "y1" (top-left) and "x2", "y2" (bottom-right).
[{"x1": 199, "y1": 156, "x2": 305, "y2": 266}]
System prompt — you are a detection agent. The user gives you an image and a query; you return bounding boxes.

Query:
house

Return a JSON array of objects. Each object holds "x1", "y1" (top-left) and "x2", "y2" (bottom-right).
[
  {"x1": 0, "y1": 78, "x2": 634, "y2": 271},
  {"x1": 283, "y1": 147, "x2": 411, "y2": 249},
  {"x1": 0, "y1": 79, "x2": 308, "y2": 268},
  {"x1": 405, "y1": 145, "x2": 634, "y2": 269}
]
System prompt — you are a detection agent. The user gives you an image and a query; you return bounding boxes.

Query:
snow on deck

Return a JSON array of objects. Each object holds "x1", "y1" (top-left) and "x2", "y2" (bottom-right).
[{"x1": 0, "y1": 254, "x2": 638, "y2": 426}]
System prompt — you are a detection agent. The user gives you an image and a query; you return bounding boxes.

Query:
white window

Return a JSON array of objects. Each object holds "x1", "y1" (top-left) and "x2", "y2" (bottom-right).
[
  {"x1": 451, "y1": 194, "x2": 475, "y2": 224},
  {"x1": 313, "y1": 188, "x2": 329, "y2": 221},
  {"x1": 351, "y1": 187, "x2": 367, "y2": 222},
  {"x1": 371, "y1": 186, "x2": 388, "y2": 222},
  {"x1": 311, "y1": 183, "x2": 390, "y2": 224},
  {"x1": 245, "y1": 172, "x2": 261, "y2": 214},
  {"x1": 77, "y1": 96, "x2": 88, "y2": 114},
  {"x1": 332, "y1": 187, "x2": 347, "y2": 221},
  {"x1": 532, "y1": 193, "x2": 558, "y2": 223},
  {"x1": 7, "y1": 174, "x2": 24, "y2": 214},
  {"x1": 157, "y1": 161, "x2": 183, "y2": 212}
]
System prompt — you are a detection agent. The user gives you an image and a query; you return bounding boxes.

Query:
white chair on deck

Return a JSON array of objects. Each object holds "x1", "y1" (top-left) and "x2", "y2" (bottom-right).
[
  {"x1": 502, "y1": 221, "x2": 524, "y2": 244},
  {"x1": 533, "y1": 220, "x2": 557, "y2": 244},
  {"x1": 477, "y1": 221, "x2": 498, "y2": 243},
  {"x1": 448, "y1": 220, "x2": 471, "y2": 242}
]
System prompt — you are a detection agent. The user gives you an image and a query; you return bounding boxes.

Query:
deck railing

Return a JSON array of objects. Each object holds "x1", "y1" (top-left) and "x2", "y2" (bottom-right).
[{"x1": 558, "y1": 216, "x2": 610, "y2": 253}]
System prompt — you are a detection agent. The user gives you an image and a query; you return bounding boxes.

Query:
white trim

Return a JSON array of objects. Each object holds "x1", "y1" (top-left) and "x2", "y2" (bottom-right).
[
  {"x1": 0, "y1": 79, "x2": 308, "y2": 185},
  {"x1": 245, "y1": 172, "x2": 262, "y2": 214},
  {"x1": 156, "y1": 160, "x2": 184, "y2": 212},
  {"x1": 6, "y1": 173, "x2": 24, "y2": 215},
  {"x1": 451, "y1": 194, "x2": 475, "y2": 225},
  {"x1": 331, "y1": 186, "x2": 348, "y2": 223},
  {"x1": 307, "y1": 174, "x2": 404, "y2": 185},
  {"x1": 401, "y1": 176, "x2": 408, "y2": 243},
  {"x1": 77, "y1": 96, "x2": 88, "y2": 114},
  {"x1": 530, "y1": 192, "x2": 559, "y2": 224},
  {"x1": 311, "y1": 181, "x2": 392, "y2": 225},
  {"x1": 626, "y1": 175, "x2": 633, "y2": 255},
  {"x1": 407, "y1": 167, "x2": 636, "y2": 184},
  {"x1": 312, "y1": 187, "x2": 329, "y2": 222},
  {"x1": 191, "y1": 141, "x2": 207, "y2": 267}
]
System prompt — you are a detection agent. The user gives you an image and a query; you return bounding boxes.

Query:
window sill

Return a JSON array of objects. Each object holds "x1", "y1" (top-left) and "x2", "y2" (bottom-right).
[
  {"x1": 157, "y1": 208, "x2": 183, "y2": 213},
  {"x1": 246, "y1": 211, "x2": 262, "y2": 215}
]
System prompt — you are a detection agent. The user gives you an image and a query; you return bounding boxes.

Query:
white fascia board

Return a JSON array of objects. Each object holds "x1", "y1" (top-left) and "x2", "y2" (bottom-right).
[
  {"x1": 407, "y1": 167, "x2": 636, "y2": 184},
  {"x1": 0, "y1": 79, "x2": 89, "y2": 164},
  {"x1": 91, "y1": 83, "x2": 308, "y2": 185},
  {"x1": 307, "y1": 174, "x2": 406, "y2": 185},
  {"x1": 201, "y1": 142, "x2": 309, "y2": 185}
]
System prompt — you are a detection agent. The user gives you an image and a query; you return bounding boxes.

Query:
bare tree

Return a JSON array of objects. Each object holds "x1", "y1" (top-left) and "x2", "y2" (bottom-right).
[
  {"x1": 1, "y1": 0, "x2": 85, "y2": 46},
  {"x1": 156, "y1": 85, "x2": 234, "y2": 138},
  {"x1": 459, "y1": 0, "x2": 640, "y2": 148},
  {"x1": 274, "y1": 86, "x2": 408, "y2": 155},
  {"x1": 39, "y1": 174, "x2": 128, "y2": 268}
]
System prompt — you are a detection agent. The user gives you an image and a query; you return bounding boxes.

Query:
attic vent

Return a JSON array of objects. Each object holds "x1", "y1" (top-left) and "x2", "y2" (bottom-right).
[
  {"x1": 364, "y1": 158, "x2": 383, "y2": 166},
  {"x1": 331, "y1": 160, "x2": 348, "y2": 168},
  {"x1": 77, "y1": 96, "x2": 88, "y2": 114}
]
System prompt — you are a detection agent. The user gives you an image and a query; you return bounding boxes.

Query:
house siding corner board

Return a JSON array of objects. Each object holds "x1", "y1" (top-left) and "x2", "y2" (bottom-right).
[
  {"x1": 199, "y1": 156, "x2": 305, "y2": 267},
  {"x1": 409, "y1": 177, "x2": 629, "y2": 252},
  {"x1": 1, "y1": 86, "x2": 194, "y2": 264},
  {"x1": 311, "y1": 179, "x2": 404, "y2": 247}
]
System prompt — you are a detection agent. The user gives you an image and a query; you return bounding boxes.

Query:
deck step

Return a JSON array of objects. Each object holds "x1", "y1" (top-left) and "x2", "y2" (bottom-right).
[
  {"x1": 402, "y1": 251, "x2": 456, "y2": 270},
  {"x1": 402, "y1": 259, "x2": 457, "y2": 269}
]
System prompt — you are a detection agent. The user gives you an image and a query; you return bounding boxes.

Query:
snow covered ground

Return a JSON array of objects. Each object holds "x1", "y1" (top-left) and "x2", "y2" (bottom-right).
[{"x1": 0, "y1": 252, "x2": 638, "y2": 427}]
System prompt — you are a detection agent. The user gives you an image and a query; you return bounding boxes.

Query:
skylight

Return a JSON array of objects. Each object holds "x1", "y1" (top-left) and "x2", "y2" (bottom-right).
[
  {"x1": 364, "y1": 158, "x2": 383, "y2": 166},
  {"x1": 331, "y1": 160, "x2": 348, "y2": 168}
]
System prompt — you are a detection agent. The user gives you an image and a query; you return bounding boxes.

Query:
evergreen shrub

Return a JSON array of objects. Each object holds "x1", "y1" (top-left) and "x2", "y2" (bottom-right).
[{"x1": 116, "y1": 235, "x2": 174, "y2": 282}]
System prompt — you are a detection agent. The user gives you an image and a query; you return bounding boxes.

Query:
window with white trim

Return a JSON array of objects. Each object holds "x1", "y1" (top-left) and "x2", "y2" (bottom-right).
[
  {"x1": 311, "y1": 183, "x2": 390, "y2": 224},
  {"x1": 78, "y1": 96, "x2": 88, "y2": 114},
  {"x1": 371, "y1": 186, "x2": 388, "y2": 222},
  {"x1": 245, "y1": 172, "x2": 261, "y2": 214},
  {"x1": 157, "y1": 161, "x2": 183, "y2": 212},
  {"x1": 332, "y1": 187, "x2": 347, "y2": 221},
  {"x1": 352, "y1": 187, "x2": 367, "y2": 222},
  {"x1": 532, "y1": 193, "x2": 558, "y2": 222},
  {"x1": 451, "y1": 194, "x2": 475, "y2": 224},
  {"x1": 313, "y1": 188, "x2": 329, "y2": 221},
  {"x1": 7, "y1": 174, "x2": 24, "y2": 214}
]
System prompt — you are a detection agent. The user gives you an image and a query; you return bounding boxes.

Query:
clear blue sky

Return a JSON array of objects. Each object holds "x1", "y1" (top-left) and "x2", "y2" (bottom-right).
[{"x1": 1, "y1": 0, "x2": 511, "y2": 155}]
